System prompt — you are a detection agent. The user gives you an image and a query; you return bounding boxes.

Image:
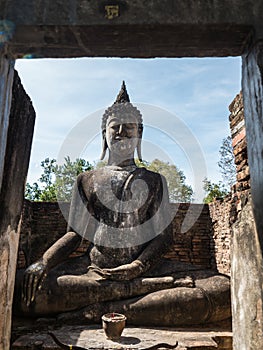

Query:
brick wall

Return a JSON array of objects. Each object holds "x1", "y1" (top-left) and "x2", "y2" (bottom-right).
[
  {"x1": 229, "y1": 91, "x2": 250, "y2": 192},
  {"x1": 166, "y1": 203, "x2": 214, "y2": 269},
  {"x1": 208, "y1": 91, "x2": 250, "y2": 276},
  {"x1": 209, "y1": 196, "x2": 233, "y2": 275},
  {"x1": 19, "y1": 201, "x2": 70, "y2": 267}
]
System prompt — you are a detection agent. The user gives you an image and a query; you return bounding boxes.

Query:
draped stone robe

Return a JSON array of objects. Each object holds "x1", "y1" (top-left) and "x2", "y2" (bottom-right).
[{"x1": 67, "y1": 165, "x2": 173, "y2": 272}]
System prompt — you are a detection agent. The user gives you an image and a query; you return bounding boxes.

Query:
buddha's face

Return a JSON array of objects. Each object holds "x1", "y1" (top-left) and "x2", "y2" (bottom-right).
[{"x1": 105, "y1": 115, "x2": 140, "y2": 159}]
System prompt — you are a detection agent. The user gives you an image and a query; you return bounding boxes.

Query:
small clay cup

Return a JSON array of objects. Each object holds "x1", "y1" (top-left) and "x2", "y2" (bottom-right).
[{"x1": 102, "y1": 313, "x2": 126, "y2": 340}]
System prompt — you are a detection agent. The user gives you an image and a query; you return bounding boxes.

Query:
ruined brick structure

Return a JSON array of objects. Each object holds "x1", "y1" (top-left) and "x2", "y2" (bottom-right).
[
  {"x1": 9, "y1": 92, "x2": 255, "y2": 349},
  {"x1": 17, "y1": 93, "x2": 249, "y2": 280},
  {"x1": 209, "y1": 92, "x2": 250, "y2": 276},
  {"x1": 1, "y1": 2, "x2": 263, "y2": 349},
  {"x1": 230, "y1": 92, "x2": 250, "y2": 192},
  {"x1": 2, "y1": 2, "x2": 263, "y2": 349}
]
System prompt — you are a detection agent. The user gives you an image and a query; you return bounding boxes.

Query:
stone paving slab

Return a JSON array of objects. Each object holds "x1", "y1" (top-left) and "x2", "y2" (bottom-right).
[{"x1": 12, "y1": 325, "x2": 232, "y2": 350}]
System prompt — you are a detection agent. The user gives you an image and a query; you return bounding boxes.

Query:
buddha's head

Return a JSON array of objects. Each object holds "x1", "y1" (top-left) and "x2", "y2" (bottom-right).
[{"x1": 100, "y1": 81, "x2": 143, "y2": 162}]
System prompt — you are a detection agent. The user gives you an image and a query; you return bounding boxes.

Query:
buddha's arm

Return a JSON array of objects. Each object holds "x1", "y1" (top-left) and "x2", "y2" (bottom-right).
[
  {"x1": 40, "y1": 173, "x2": 94, "y2": 270},
  {"x1": 23, "y1": 174, "x2": 93, "y2": 305},
  {"x1": 42, "y1": 231, "x2": 82, "y2": 269},
  {"x1": 22, "y1": 232, "x2": 82, "y2": 306}
]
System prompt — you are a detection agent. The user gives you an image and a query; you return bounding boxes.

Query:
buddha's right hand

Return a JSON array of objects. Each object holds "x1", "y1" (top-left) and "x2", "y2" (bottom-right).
[{"x1": 22, "y1": 259, "x2": 47, "y2": 306}]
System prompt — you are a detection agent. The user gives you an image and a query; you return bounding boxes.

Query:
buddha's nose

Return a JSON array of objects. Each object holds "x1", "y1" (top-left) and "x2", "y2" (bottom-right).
[{"x1": 118, "y1": 124, "x2": 125, "y2": 135}]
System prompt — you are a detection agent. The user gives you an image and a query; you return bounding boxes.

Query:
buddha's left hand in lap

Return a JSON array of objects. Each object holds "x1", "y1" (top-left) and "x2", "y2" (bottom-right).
[{"x1": 91, "y1": 260, "x2": 145, "y2": 281}]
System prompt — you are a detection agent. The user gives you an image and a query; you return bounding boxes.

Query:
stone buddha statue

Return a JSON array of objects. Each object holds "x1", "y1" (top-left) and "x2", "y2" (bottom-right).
[{"x1": 15, "y1": 82, "x2": 231, "y2": 326}]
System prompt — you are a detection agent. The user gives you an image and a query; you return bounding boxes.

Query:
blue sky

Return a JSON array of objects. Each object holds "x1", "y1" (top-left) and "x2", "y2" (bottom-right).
[{"x1": 15, "y1": 57, "x2": 241, "y2": 202}]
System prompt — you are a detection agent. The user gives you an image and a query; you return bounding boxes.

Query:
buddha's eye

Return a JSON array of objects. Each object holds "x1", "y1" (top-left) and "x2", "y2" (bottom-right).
[
  {"x1": 126, "y1": 124, "x2": 135, "y2": 129},
  {"x1": 124, "y1": 123, "x2": 137, "y2": 130}
]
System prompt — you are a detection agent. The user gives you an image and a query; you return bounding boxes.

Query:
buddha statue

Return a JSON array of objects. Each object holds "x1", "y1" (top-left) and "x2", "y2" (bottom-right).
[{"x1": 14, "y1": 82, "x2": 231, "y2": 326}]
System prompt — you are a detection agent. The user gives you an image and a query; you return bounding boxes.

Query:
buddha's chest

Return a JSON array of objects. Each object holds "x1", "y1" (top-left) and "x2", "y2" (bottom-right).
[{"x1": 90, "y1": 170, "x2": 151, "y2": 217}]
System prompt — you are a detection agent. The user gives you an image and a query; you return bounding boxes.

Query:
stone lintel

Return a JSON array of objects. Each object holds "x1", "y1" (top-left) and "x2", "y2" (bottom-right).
[
  {"x1": 2, "y1": 0, "x2": 263, "y2": 58},
  {"x1": 3, "y1": 23, "x2": 252, "y2": 59},
  {"x1": 0, "y1": 0, "x2": 262, "y2": 28}
]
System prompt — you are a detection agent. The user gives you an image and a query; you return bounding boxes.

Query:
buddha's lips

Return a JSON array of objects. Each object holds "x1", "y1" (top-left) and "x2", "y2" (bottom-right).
[{"x1": 114, "y1": 136, "x2": 132, "y2": 141}]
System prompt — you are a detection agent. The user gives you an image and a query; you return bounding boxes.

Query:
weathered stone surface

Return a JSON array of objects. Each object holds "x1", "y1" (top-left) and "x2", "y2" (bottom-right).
[
  {"x1": 17, "y1": 202, "x2": 214, "y2": 270},
  {"x1": 8, "y1": 24, "x2": 252, "y2": 59},
  {"x1": 229, "y1": 92, "x2": 250, "y2": 191},
  {"x1": 0, "y1": 1, "x2": 263, "y2": 349},
  {"x1": 13, "y1": 84, "x2": 231, "y2": 331},
  {"x1": 240, "y1": 42, "x2": 263, "y2": 348},
  {"x1": 1, "y1": 0, "x2": 261, "y2": 58},
  {"x1": 11, "y1": 325, "x2": 232, "y2": 350},
  {"x1": 231, "y1": 197, "x2": 263, "y2": 350},
  {"x1": 19, "y1": 201, "x2": 70, "y2": 266},
  {"x1": 0, "y1": 69, "x2": 35, "y2": 350},
  {"x1": 210, "y1": 87, "x2": 258, "y2": 349},
  {"x1": 0, "y1": 0, "x2": 261, "y2": 27},
  {"x1": 242, "y1": 41, "x2": 263, "y2": 246},
  {"x1": 0, "y1": 57, "x2": 15, "y2": 350},
  {"x1": 0, "y1": 56, "x2": 14, "y2": 189},
  {"x1": 209, "y1": 197, "x2": 232, "y2": 276}
]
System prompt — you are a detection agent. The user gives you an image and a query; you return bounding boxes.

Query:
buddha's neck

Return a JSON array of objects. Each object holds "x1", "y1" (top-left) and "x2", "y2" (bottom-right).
[{"x1": 108, "y1": 154, "x2": 136, "y2": 168}]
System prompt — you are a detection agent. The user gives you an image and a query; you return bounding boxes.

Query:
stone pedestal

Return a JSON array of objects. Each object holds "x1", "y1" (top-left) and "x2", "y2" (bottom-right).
[{"x1": 12, "y1": 325, "x2": 232, "y2": 350}]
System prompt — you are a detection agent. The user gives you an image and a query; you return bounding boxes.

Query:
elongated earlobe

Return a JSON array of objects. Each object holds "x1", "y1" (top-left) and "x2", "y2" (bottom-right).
[
  {"x1": 137, "y1": 138, "x2": 142, "y2": 162},
  {"x1": 100, "y1": 132, "x2": 108, "y2": 160}
]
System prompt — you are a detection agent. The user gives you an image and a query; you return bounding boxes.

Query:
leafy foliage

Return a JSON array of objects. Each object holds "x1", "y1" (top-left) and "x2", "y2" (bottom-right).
[
  {"x1": 218, "y1": 136, "x2": 236, "y2": 188},
  {"x1": 25, "y1": 157, "x2": 93, "y2": 202},
  {"x1": 202, "y1": 136, "x2": 236, "y2": 203},
  {"x1": 203, "y1": 178, "x2": 229, "y2": 204},
  {"x1": 138, "y1": 159, "x2": 193, "y2": 203},
  {"x1": 25, "y1": 157, "x2": 193, "y2": 203},
  {"x1": 25, "y1": 182, "x2": 42, "y2": 201}
]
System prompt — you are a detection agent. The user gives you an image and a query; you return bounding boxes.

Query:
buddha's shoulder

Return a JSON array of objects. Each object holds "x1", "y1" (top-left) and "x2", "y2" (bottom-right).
[
  {"x1": 76, "y1": 167, "x2": 122, "y2": 184},
  {"x1": 76, "y1": 167, "x2": 165, "y2": 185},
  {"x1": 136, "y1": 167, "x2": 166, "y2": 184},
  {"x1": 76, "y1": 169, "x2": 103, "y2": 183}
]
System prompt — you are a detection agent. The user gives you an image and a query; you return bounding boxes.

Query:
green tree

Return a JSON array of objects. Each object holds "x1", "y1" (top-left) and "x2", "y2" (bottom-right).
[
  {"x1": 218, "y1": 136, "x2": 236, "y2": 187},
  {"x1": 37, "y1": 158, "x2": 57, "y2": 201},
  {"x1": 25, "y1": 182, "x2": 42, "y2": 201},
  {"x1": 54, "y1": 156, "x2": 93, "y2": 201},
  {"x1": 140, "y1": 159, "x2": 193, "y2": 202},
  {"x1": 25, "y1": 157, "x2": 93, "y2": 201},
  {"x1": 203, "y1": 178, "x2": 229, "y2": 204},
  {"x1": 202, "y1": 136, "x2": 236, "y2": 203},
  {"x1": 26, "y1": 157, "x2": 192, "y2": 203}
]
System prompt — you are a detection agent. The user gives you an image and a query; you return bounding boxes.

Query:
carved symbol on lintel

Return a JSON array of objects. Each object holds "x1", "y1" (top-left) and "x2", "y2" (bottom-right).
[{"x1": 105, "y1": 5, "x2": 119, "y2": 19}]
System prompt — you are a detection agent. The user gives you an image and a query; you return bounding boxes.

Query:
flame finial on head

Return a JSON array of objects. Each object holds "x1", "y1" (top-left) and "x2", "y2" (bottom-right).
[
  {"x1": 114, "y1": 81, "x2": 130, "y2": 104},
  {"x1": 101, "y1": 81, "x2": 142, "y2": 131}
]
